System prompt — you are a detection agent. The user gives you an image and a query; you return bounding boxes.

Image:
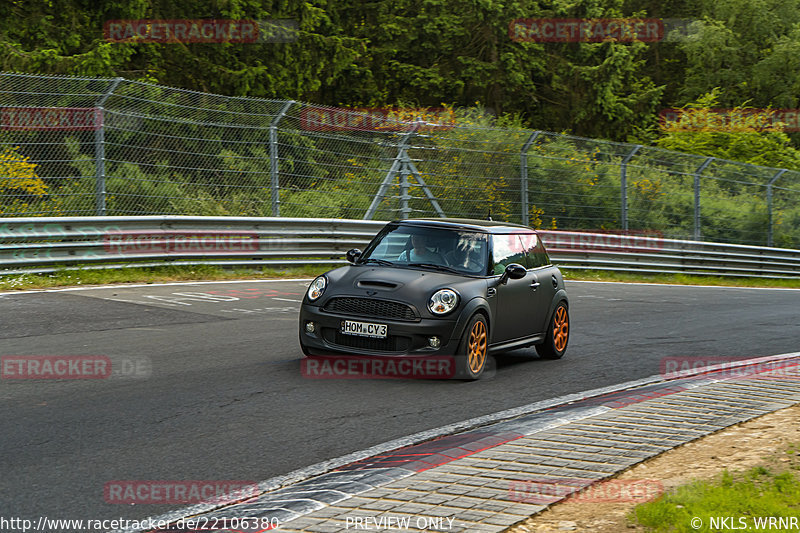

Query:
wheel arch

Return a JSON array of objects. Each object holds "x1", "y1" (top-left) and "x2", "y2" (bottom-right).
[
  {"x1": 546, "y1": 289, "x2": 569, "y2": 319},
  {"x1": 451, "y1": 297, "x2": 492, "y2": 342}
]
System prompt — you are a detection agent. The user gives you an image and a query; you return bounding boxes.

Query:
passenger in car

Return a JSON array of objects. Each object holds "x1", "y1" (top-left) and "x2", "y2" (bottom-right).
[{"x1": 446, "y1": 238, "x2": 486, "y2": 273}]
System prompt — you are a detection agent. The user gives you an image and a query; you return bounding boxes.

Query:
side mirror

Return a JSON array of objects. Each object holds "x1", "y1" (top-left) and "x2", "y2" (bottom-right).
[
  {"x1": 498, "y1": 263, "x2": 527, "y2": 284},
  {"x1": 346, "y1": 248, "x2": 362, "y2": 264}
]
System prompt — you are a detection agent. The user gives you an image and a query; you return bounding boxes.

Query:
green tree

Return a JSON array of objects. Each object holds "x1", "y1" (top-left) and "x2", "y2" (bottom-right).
[
  {"x1": 0, "y1": 0, "x2": 364, "y2": 98},
  {"x1": 656, "y1": 91, "x2": 800, "y2": 170},
  {"x1": 323, "y1": 0, "x2": 664, "y2": 140},
  {"x1": 675, "y1": 0, "x2": 800, "y2": 108}
]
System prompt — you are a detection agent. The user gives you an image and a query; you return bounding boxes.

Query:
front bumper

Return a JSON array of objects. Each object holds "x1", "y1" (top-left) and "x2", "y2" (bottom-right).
[{"x1": 299, "y1": 304, "x2": 463, "y2": 356}]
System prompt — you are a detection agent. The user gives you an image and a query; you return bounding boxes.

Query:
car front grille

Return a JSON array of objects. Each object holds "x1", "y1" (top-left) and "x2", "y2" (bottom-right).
[
  {"x1": 323, "y1": 297, "x2": 417, "y2": 321},
  {"x1": 323, "y1": 328, "x2": 411, "y2": 352}
]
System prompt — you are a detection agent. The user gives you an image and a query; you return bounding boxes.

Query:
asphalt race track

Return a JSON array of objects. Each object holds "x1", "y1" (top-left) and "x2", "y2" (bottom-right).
[{"x1": 2, "y1": 279, "x2": 799, "y2": 523}]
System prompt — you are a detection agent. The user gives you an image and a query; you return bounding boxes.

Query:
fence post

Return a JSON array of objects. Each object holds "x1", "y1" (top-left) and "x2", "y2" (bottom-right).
[
  {"x1": 270, "y1": 101, "x2": 294, "y2": 217},
  {"x1": 520, "y1": 131, "x2": 540, "y2": 226},
  {"x1": 94, "y1": 77, "x2": 123, "y2": 216},
  {"x1": 399, "y1": 160, "x2": 411, "y2": 219},
  {"x1": 403, "y1": 149, "x2": 446, "y2": 218},
  {"x1": 620, "y1": 144, "x2": 642, "y2": 231},
  {"x1": 398, "y1": 118, "x2": 421, "y2": 219},
  {"x1": 364, "y1": 124, "x2": 419, "y2": 220},
  {"x1": 767, "y1": 168, "x2": 787, "y2": 247},
  {"x1": 693, "y1": 157, "x2": 714, "y2": 240}
]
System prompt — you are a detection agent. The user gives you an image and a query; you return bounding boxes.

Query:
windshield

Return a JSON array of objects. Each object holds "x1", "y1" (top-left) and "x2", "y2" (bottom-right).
[{"x1": 361, "y1": 225, "x2": 488, "y2": 275}]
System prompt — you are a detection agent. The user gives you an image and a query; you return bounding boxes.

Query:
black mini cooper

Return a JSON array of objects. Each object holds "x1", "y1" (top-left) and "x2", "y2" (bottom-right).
[{"x1": 299, "y1": 218, "x2": 569, "y2": 379}]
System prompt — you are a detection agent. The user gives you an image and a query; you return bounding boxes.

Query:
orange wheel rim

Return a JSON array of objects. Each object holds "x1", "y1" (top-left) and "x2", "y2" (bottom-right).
[
  {"x1": 553, "y1": 306, "x2": 569, "y2": 352},
  {"x1": 467, "y1": 320, "x2": 487, "y2": 373}
]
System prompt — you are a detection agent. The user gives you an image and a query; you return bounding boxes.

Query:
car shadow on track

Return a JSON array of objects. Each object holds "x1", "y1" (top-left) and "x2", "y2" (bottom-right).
[{"x1": 493, "y1": 349, "x2": 559, "y2": 370}]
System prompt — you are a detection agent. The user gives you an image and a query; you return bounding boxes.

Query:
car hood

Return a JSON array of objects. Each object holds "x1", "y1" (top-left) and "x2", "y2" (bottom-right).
[{"x1": 319, "y1": 265, "x2": 487, "y2": 309}]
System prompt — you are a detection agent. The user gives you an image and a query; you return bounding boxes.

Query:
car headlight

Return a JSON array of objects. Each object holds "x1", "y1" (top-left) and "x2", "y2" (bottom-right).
[
  {"x1": 307, "y1": 276, "x2": 327, "y2": 301},
  {"x1": 429, "y1": 289, "x2": 459, "y2": 315}
]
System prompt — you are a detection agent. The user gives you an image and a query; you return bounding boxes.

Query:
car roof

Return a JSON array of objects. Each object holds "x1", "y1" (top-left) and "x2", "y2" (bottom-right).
[{"x1": 391, "y1": 218, "x2": 536, "y2": 234}]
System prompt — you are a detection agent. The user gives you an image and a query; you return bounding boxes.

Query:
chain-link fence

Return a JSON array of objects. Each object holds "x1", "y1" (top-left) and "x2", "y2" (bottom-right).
[{"x1": 2, "y1": 72, "x2": 800, "y2": 248}]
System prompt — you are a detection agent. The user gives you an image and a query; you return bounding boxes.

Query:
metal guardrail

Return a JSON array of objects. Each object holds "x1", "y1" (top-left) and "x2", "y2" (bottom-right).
[
  {"x1": 1, "y1": 217, "x2": 799, "y2": 278},
  {"x1": 539, "y1": 230, "x2": 800, "y2": 278},
  {"x1": 4, "y1": 73, "x2": 800, "y2": 249},
  {"x1": 0, "y1": 216, "x2": 385, "y2": 275}
]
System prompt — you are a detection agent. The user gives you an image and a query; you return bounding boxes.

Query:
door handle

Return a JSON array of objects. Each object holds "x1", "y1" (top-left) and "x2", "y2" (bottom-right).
[{"x1": 530, "y1": 281, "x2": 540, "y2": 290}]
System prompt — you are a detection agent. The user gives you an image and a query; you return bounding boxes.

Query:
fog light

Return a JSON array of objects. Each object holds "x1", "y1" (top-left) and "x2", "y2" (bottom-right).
[
  {"x1": 305, "y1": 321, "x2": 316, "y2": 333},
  {"x1": 428, "y1": 336, "x2": 441, "y2": 348}
]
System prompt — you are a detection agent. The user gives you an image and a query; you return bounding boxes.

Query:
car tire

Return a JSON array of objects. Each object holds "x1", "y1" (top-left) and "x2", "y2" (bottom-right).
[
  {"x1": 456, "y1": 314, "x2": 489, "y2": 380},
  {"x1": 536, "y1": 302, "x2": 569, "y2": 360}
]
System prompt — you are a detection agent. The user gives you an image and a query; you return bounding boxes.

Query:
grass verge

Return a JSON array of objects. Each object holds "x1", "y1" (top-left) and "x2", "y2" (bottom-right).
[
  {"x1": 631, "y1": 448, "x2": 800, "y2": 532},
  {"x1": 563, "y1": 269, "x2": 800, "y2": 289},
  {"x1": 1, "y1": 265, "x2": 799, "y2": 291},
  {"x1": 0, "y1": 264, "x2": 330, "y2": 291}
]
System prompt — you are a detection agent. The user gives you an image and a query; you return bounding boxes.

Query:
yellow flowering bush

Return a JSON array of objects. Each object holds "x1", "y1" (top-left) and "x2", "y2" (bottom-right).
[{"x1": 0, "y1": 146, "x2": 50, "y2": 215}]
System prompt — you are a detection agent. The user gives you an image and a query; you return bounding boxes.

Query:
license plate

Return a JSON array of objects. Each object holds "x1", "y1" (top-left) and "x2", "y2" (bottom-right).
[{"x1": 340, "y1": 320, "x2": 388, "y2": 338}]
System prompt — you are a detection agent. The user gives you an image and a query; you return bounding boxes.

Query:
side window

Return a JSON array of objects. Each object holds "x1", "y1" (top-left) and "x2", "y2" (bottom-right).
[
  {"x1": 491, "y1": 234, "x2": 528, "y2": 274},
  {"x1": 530, "y1": 238, "x2": 551, "y2": 268},
  {"x1": 519, "y1": 232, "x2": 550, "y2": 268}
]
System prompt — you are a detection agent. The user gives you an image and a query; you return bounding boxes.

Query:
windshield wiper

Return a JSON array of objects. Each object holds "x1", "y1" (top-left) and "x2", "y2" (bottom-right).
[
  {"x1": 408, "y1": 262, "x2": 461, "y2": 273},
  {"x1": 360, "y1": 258, "x2": 395, "y2": 266}
]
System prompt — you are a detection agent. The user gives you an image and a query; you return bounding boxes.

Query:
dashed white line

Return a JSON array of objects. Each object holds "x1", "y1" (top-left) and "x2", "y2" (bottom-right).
[{"x1": 0, "y1": 278, "x2": 313, "y2": 296}]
